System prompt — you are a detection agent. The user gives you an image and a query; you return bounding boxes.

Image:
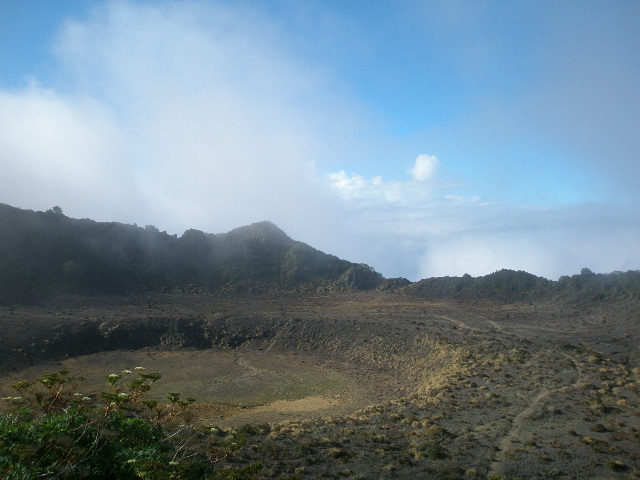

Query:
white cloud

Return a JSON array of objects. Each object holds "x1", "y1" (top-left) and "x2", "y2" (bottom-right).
[
  {"x1": 0, "y1": 1, "x2": 362, "y2": 237},
  {"x1": 410, "y1": 154, "x2": 439, "y2": 181},
  {"x1": 325, "y1": 168, "x2": 640, "y2": 280},
  {"x1": 418, "y1": 205, "x2": 640, "y2": 280},
  {"x1": 1, "y1": 0, "x2": 639, "y2": 283},
  {"x1": 0, "y1": 85, "x2": 135, "y2": 220},
  {"x1": 328, "y1": 154, "x2": 441, "y2": 205},
  {"x1": 327, "y1": 171, "x2": 406, "y2": 203}
]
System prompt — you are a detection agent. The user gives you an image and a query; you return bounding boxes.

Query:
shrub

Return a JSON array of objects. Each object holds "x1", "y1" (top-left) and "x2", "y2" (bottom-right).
[
  {"x1": 0, "y1": 368, "x2": 260, "y2": 479},
  {"x1": 605, "y1": 460, "x2": 627, "y2": 472},
  {"x1": 427, "y1": 442, "x2": 447, "y2": 460}
]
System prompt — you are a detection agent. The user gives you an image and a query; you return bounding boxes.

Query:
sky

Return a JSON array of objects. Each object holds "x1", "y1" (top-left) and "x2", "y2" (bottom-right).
[{"x1": 1, "y1": 0, "x2": 639, "y2": 281}]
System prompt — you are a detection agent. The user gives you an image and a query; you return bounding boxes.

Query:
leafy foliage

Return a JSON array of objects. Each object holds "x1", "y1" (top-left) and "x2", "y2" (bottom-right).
[{"x1": 0, "y1": 368, "x2": 260, "y2": 479}]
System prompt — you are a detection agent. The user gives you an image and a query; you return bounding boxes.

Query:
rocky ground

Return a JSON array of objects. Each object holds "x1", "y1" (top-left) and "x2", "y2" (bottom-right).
[{"x1": 1, "y1": 291, "x2": 639, "y2": 479}]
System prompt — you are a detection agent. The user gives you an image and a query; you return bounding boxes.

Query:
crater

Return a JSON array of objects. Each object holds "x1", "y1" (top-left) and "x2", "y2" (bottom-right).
[
  {"x1": 0, "y1": 347, "x2": 406, "y2": 426},
  {"x1": 0, "y1": 296, "x2": 431, "y2": 425}
]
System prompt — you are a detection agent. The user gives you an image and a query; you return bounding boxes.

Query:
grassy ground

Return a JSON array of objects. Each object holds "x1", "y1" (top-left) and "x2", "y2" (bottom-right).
[{"x1": 1, "y1": 292, "x2": 639, "y2": 478}]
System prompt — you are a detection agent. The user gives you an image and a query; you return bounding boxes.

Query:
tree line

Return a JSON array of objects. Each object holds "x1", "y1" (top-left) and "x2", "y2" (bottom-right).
[
  {"x1": 0, "y1": 204, "x2": 382, "y2": 303},
  {"x1": 404, "y1": 267, "x2": 640, "y2": 301},
  {"x1": 1, "y1": 203, "x2": 637, "y2": 304}
]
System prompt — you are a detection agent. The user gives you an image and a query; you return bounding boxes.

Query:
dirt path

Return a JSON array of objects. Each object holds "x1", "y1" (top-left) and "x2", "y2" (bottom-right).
[
  {"x1": 435, "y1": 314, "x2": 494, "y2": 333},
  {"x1": 235, "y1": 353, "x2": 279, "y2": 380},
  {"x1": 263, "y1": 317, "x2": 293, "y2": 353},
  {"x1": 486, "y1": 387, "x2": 551, "y2": 478},
  {"x1": 486, "y1": 351, "x2": 585, "y2": 478},
  {"x1": 439, "y1": 311, "x2": 589, "y2": 478}
]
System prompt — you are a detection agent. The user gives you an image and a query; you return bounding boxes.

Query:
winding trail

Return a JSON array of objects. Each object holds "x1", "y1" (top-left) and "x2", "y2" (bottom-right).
[
  {"x1": 234, "y1": 353, "x2": 288, "y2": 384},
  {"x1": 486, "y1": 387, "x2": 552, "y2": 478},
  {"x1": 235, "y1": 354, "x2": 263, "y2": 378},
  {"x1": 435, "y1": 315, "x2": 493, "y2": 333},
  {"x1": 264, "y1": 317, "x2": 294, "y2": 353},
  {"x1": 437, "y1": 310, "x2": 588, "y2": 478},
  {"x1": 486, "y1": 352, "x2": 585, "y2": 478}
]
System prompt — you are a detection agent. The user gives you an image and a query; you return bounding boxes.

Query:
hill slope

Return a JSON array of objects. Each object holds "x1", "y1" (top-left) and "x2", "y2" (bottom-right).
[
  {"x1": 404, "y1": 267, "x2": 640, "y2": 301},
  {"x1": 0, "y1": 204, "x2": 384, "y2": 303},
  {"x1": 2, "y1": 203, "x2": 637, "y2": 303}
]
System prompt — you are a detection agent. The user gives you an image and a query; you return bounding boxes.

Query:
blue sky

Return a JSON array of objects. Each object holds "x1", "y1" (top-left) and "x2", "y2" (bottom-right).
[{"x1": 1, "y1": 0, "x2": 639, "y2": 280}]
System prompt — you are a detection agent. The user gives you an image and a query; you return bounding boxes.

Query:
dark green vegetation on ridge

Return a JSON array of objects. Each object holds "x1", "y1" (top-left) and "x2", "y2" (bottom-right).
[
  {"x1": 406, "y1": 267, "x2": 640, "y2": 302},
  {"x1": 1, "y1": 202, "x2": 639, "y2": 305},
  {"x1": 0, "y1": 203, "x2": 388, "y2": 304}
]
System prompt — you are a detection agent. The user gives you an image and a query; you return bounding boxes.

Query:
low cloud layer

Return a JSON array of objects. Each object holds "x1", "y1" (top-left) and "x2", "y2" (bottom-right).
[
  {"x1": 1, "y1": 1, "x2": 353, "y2": 238},
  {"x1": 1, "y1": 1, "x2": 639, "y2": 281}
]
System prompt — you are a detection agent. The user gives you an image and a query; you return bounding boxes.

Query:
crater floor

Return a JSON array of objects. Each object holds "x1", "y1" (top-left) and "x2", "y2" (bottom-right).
[
  {"x1": 1, "y1": 292, "x2": 639, "y2": 479},
  {"x1": 0, "y1": 347, "x2": 405, "y2": 426}
]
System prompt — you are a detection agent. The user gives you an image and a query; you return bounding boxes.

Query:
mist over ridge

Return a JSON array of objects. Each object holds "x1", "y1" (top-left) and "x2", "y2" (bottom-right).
[{"x1": 1, "y1": 202, "x2": 638, "y2": 305}]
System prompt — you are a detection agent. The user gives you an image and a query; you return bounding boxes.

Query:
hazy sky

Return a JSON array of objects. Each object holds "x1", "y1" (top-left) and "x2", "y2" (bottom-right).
[{"x1": 1, "y1": 0, "x2": 639, "y2": 280}]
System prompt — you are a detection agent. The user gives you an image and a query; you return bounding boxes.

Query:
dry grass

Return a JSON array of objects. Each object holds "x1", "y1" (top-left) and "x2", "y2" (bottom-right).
[{"x1": 1, "y1": 292, "x2": 639, "y2": 479}]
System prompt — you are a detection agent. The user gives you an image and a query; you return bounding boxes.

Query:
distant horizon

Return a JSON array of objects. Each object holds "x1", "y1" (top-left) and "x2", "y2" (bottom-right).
[
  {"x1": 4, "y1": 200, "x2": 634, "y2": 283},
  {"x1": 1, "y1": 1, "x2": 639, "y2": 281}
]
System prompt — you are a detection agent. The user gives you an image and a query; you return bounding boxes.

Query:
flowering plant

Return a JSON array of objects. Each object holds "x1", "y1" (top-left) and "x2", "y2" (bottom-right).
[{"x1": 0, "y1": 368, "x2": 260, "y2": 479}]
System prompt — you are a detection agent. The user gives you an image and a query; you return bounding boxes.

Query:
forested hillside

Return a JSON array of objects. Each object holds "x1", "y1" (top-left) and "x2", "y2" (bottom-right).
[
  {"x1": 1, "y1": 203, "x2": 638, "y2": 304},
  {"x1": 405, "y1": 267, "x2": 640, "y2": 301},
  {"x1": 0, "y1": 204, "x2": 383, "y2": 303}
]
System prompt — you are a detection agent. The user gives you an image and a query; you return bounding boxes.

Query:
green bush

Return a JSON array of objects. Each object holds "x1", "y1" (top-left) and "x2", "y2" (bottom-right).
[{"x1": 0, "y1": 368, "x2": 261, "y2": 479}]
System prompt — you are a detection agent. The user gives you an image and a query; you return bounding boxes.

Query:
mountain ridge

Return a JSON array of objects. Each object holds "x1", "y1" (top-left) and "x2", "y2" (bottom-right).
[
  {"x1": 1, "y1": 202, "x2": 638, "y2": 304},
  {"x1": 0, "y1": 203, "x2": 388, "y2": 303}
]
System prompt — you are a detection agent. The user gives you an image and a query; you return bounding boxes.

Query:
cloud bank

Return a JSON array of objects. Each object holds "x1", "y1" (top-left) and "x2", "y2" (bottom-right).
[
  {"x1": 1, "y1": 1, "x2": 357, "y2": 239},
  {"x1": 1, "y1": 0, "x2": 639, "y2": 281}
]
